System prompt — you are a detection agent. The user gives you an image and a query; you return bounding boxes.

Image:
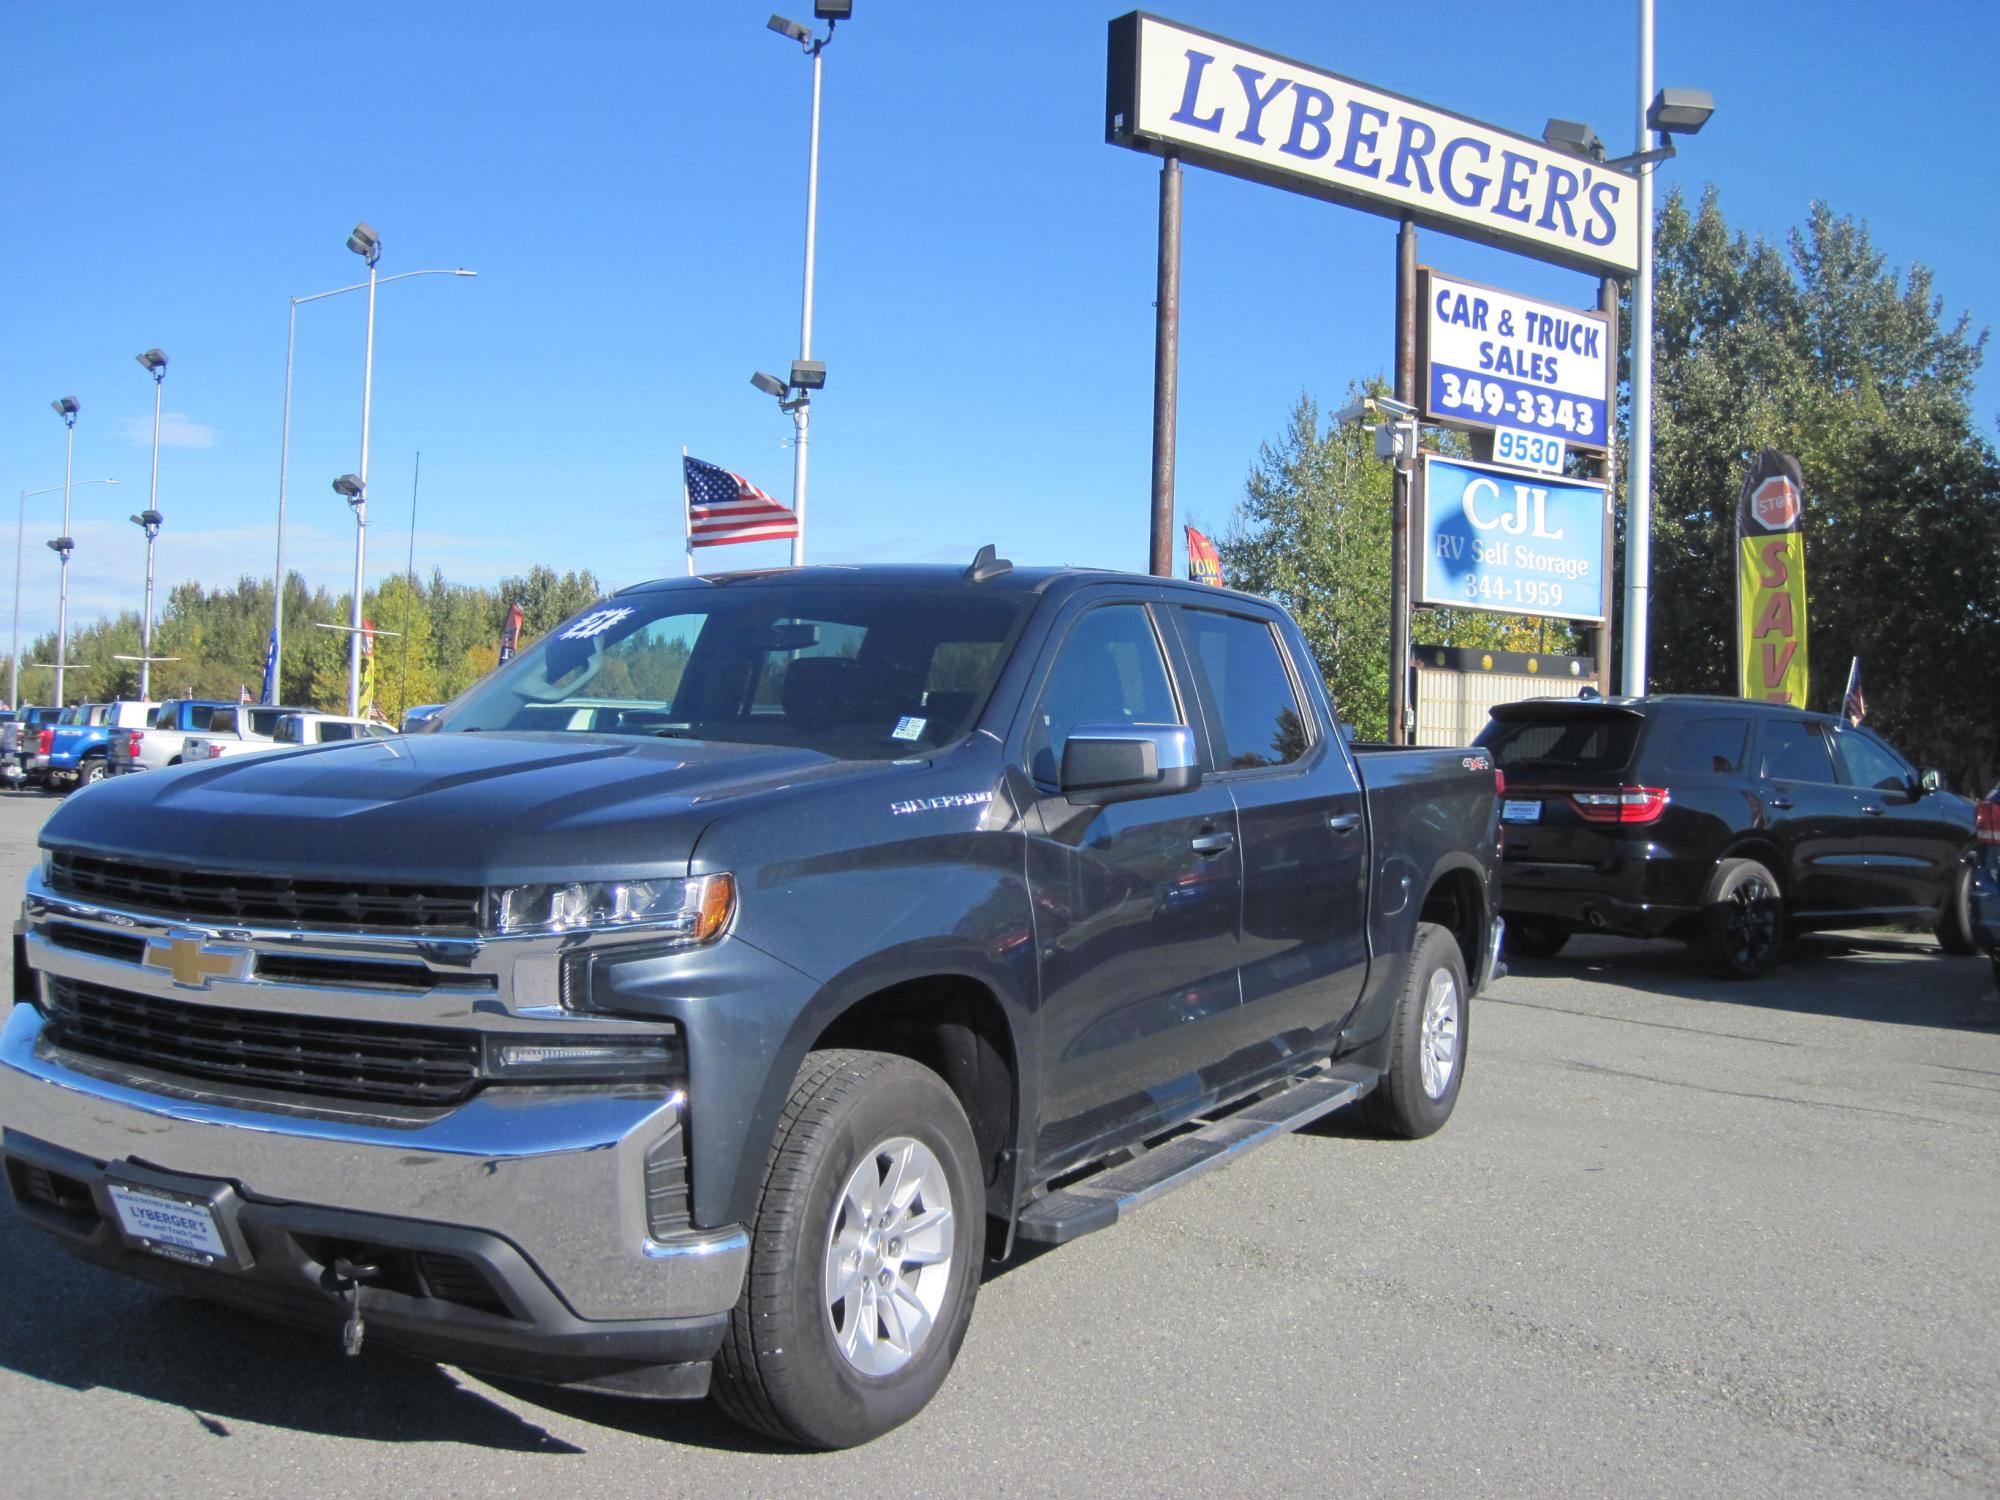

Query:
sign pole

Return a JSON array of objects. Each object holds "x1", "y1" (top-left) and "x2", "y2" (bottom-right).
[
  {"x1": 1148, "y1": 155, "x2": 1181, "y2": 578},
  {"x1": 1389, "y1": 216, "x2": 1418, "y2": 745},
  {"x1": 1596, "y1": 275, "x2": 1620, "y2": 697}
]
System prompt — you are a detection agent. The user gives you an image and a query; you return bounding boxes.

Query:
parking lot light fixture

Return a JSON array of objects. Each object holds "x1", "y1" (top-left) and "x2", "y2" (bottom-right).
[
  {"x1": 50, "y1": 397, "x2": 80, "y2": 706},
  {"x1": 11, "y1": 477, "x2": 115, "y2": 710}
]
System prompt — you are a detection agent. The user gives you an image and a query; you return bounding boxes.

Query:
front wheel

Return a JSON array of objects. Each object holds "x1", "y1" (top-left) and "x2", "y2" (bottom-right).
[
  {"x1": 1359, "y1": 921, "x2": 1470, "y2": 1139},
  {"x1": 1692, "y1": 857, "x2": 1784, "y2": 978},
  {"x1": 712, "y1": 1049, "x2": 984, "y2": 1449},
  {"x1": 1935, "y1": 864, "x2": 1978, "y2": 955}
]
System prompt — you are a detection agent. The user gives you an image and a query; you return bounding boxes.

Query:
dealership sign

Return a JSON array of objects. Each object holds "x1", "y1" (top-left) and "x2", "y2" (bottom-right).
[
  {"x1": 1417, "y1": 455, "x2": 1608, "y2": 622},
  {"x1": 1420, "y1": 269, "x2": 1609, "y2": 452},
  {"x1": 1105, "y1": 13, "x2": 1640, "y2": 276}
]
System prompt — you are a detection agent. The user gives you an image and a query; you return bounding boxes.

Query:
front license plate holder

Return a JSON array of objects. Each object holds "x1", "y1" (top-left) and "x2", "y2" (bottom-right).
[{"x1": 106, "y1": 1174, "x2": 249, "y2": 1273}]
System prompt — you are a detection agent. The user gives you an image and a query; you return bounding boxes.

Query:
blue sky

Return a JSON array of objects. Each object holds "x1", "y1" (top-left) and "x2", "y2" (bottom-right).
[{"x1": 5, "y1": 1, "x2": 1995, "y2": 648}]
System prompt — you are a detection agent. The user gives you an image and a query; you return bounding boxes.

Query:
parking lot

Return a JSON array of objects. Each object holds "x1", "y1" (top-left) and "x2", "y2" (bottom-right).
[{"x1": 0, "y1": 788, "x2": 1994, "y2": 1498}]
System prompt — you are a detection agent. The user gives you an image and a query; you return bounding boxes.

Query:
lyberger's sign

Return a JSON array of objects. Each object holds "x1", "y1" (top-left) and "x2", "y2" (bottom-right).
[
  {"x1": 1735, "y1": 450, "x2": 1810, "y2": 708},
  {"x1": 1106, "y1": 13, "x2": 1640, "y2": 275}
]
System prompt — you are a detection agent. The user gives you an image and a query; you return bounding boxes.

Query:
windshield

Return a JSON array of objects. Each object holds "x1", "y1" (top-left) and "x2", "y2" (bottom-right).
[{"x1": 438, "y1": 584, "x2": 1032, "y2": 760}]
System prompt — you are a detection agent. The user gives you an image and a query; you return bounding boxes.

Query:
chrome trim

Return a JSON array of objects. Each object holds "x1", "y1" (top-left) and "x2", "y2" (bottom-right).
[
  {"x1": 1478, "y1": 914, "x2": 1506, "y2": 992},
  {"x1": 1, "y1": 1006, "x2": 745, "y2": 1320}
]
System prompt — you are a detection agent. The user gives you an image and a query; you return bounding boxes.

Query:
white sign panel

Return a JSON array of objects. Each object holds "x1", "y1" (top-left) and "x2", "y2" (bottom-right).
[
  {"x1": 1107, "y1": 13, "x2": 1639, "y2": 276},
  {"x1": 1422, "y1": 269, "x2": 1611, "y2": 451}
]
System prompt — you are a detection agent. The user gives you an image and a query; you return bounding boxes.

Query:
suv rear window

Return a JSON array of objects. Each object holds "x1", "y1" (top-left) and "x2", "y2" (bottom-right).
[{"x1": 1477, "y1": 711, "x2": 1640, "y2": 777}]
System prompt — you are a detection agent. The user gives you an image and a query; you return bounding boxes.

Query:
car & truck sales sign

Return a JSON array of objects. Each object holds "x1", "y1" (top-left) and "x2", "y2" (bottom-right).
[
  {"x1": 1418, "y1": 455, "x2": 1608, "y2": 622},
  {"x1": 1420, "y1": 270, "x2": 1609, "y2": 453},
  {"x1": 1105, "y1": 14, "x2": 1640, "y2": 276}
]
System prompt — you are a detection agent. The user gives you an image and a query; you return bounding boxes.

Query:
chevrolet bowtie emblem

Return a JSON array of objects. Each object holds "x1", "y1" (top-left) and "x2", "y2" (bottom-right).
[{"x1": 143, "y1": 932, "x2": 246, "y2": 989}]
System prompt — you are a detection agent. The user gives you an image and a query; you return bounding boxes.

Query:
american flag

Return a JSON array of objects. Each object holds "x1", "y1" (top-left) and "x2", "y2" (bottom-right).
[
  {"x1": 1842, "y1": 656, "x2": 1866, "y2": 725},
  {"x1": 684, "y1": 455, "x2": 798, "y2": 548}
]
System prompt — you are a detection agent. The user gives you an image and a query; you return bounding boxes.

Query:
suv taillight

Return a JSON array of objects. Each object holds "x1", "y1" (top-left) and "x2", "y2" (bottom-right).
[
  {"x1": 1978, "y1": 800, "x2": 2000, "y2": 845},
  {"x1": 1569, "y1": 786, "x2": 1670, "y2": 824},
  {"x1": 37, "y1": 729, "x2": 53, "y2": 756}
]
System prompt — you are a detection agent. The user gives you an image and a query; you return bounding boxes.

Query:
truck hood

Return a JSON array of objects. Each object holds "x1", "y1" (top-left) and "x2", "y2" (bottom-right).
[{"x1": 42, "y1": 731, "x2": 902, "y2": 885}]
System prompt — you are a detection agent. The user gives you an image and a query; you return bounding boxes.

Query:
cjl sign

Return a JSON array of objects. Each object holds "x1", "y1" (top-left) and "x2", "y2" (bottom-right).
[{"x1": 1418, "y1": 455, "x2": 1608, "y2": 622}]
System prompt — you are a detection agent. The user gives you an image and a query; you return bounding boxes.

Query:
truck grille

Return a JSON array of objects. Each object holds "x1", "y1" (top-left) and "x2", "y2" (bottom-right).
[
  {"x1": 47, "y1": 850, "x2": 483, "y2": 935},
  {"x1": 42, "y1": 976, "x2": 485, "y2": 1105}
]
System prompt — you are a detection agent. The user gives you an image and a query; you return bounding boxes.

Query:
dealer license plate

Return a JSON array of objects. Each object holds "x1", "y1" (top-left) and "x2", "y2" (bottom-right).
[
  {"x1": 108, "y1": 1182, "x2": 232, "y2": 1268},
  {"x1": 1502, "y1": 799, "x2": 1543, "y2": 823}
]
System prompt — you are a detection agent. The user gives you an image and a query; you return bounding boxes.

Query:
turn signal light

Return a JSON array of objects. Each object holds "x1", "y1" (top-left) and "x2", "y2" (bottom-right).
[
  {"x1": 1569, "y1": 786, "x2": 1670, "y2": 824},
  {"x1": 1977, "y1": 799, "x2": 2000, "y2": 845}
]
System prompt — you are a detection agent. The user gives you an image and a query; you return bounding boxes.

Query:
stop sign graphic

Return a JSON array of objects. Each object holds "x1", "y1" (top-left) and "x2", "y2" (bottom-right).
[{"x1": 1752, "y1": 475, "x2": 1800, "y2": 531}]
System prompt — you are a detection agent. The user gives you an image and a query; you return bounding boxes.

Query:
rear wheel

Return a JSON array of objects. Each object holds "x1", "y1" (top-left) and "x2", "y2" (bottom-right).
[
  {"x1": 1359, "y1": 922, "x2": 1469, "y2": 1139},
  {"x1": 1505, "y1": 918, "x2": 1570, "y2": 961},
  {"x1": 1935, "y1": 864, "x2": 1978, "y2": 955},
  {"x1": 1692, "y1": 858, "x2": 1784, "y2": 978},
  {"x1": 76, "y1": 758, "x2": 107, "y2": 788},
  {"x1": 712, "y1": 1049, "x2": 984, "y2": 1449}
]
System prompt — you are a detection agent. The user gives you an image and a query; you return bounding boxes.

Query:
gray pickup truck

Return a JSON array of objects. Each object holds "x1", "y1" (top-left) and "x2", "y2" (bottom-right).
[{"x1": 2, "y1": 557, "x2": 1500, "y2": 1448}]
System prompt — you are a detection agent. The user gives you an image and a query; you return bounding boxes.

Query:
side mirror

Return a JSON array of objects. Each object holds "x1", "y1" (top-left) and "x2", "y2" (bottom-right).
[
  {"x1": 1059, "y1": 723, "x2": 1198, "y2": 805},
  {"x1": 1919, "y1": 768, "x2": 1943, "y2": 795}
]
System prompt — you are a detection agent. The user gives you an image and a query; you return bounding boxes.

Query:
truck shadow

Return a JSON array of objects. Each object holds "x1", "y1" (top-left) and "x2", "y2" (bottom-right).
[{"x1": 1502, "y1": 932, "x2": 1999, "y2": 1032}]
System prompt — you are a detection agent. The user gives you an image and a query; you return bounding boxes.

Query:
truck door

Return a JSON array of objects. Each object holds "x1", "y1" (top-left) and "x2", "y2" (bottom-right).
[
  {"x1": 1168, "y1": 603, "x2": 1368, "y2": 1055},
  {"x1": 1020, "y1": 597, "x2": 1244, "y2": 1176}
]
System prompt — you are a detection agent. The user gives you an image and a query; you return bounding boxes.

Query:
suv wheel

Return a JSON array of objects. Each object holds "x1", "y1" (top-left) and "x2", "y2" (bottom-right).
[
  {"x1": 713, "y1": 1049, "x2": 984, "y2": 1449},
  {"x1": 1359, "y1": 921, "x2": 1469, "y2": 1139},
  {"x1": 1693, "y1": 857, "x2": 1784, "y2": 978},
  {"x1": 1935, "y1": 864, "x2": 1978, "y2": 956}
]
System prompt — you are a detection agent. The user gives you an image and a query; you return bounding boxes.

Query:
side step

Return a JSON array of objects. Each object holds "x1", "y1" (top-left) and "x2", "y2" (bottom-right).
[{"x1": 1014, "y1": 1064, "x2": 1377, "y2": 1246}]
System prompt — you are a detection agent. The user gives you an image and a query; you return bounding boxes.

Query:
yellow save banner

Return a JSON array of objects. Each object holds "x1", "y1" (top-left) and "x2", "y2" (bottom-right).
[{"x1": 1734, "y1": 450, "x2": 1809, "y2": 708}]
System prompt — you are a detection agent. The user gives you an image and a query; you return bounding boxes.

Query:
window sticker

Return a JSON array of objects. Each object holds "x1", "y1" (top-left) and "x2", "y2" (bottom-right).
[
  {"x1": 891, "y1": 715, "x2": 927, "y2": 742},
  {"x1": 559, "y1": 607, "x2": 636, "y2": 641}
]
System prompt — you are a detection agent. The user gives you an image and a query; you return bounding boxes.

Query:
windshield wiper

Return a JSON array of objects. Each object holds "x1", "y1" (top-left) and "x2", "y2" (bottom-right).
[{"x1": 649, "y1": 728, "x2": 700, "y2": 740}]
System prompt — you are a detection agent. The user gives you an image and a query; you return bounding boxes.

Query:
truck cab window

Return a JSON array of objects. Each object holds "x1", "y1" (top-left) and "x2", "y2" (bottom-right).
[
  {"x1": 1177, "y1": 609, "x2": 1310, "y2": 770},
  {"x1": 1025, "y1": 604, "x2": 1180, "y2": 784}
]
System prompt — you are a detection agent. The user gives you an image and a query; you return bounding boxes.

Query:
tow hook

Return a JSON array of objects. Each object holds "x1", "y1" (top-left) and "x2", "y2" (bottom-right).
[{"x1": 328, "y1": 1254, "x2": 381, "y2": 1357}]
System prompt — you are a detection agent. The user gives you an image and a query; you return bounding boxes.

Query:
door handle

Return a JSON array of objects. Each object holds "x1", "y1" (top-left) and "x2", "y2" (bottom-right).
[
  {"x1": 1766, "y1": 798, "x2": 1793, "y2": 811},
  {"x1": 1190, "y1": 832, "x2": 1236, "y2": 856},
  {"x1": 1862, "y1": 805, "x2": 1886, "y2": 817},
  {"x1": 1328, "y1": 813, "x2": 1362, "y2": 834}
]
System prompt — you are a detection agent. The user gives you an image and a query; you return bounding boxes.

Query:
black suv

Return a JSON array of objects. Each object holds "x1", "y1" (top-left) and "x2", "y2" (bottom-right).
[{"x1": 1475, "y1": 696, "x2": 1980, "y2": 976}]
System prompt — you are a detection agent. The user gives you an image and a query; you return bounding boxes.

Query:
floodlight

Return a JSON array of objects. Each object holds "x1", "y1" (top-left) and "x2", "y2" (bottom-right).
[
  {"x1": 789, "y1": 360, "x2": 826, "y2": 390},
  {"x1": 47, "y1": 537, "x2": 73, "y2": 555},
  {"x1": 1541, "y1": 118, "x2": 1604, "y2": 162},
  {"x1": 332, "y1": 473, "x2": 365, "y2": 500},
  {"x1": 767, "y1": 14, "x2": 812, "y2": 43},
  {"x1": 52, "y1": 396, "x2": 79, "y2": 422},
  {"x1": 814, "y1": 0, "x2": 852, "y2": 19},
  {"x1": 751, "y1": 370, "x2": 789, "y2": 398},
  {"x1": 136, "y1": 348, "x2": 169, "y2": 374},
  {"x1": 346, "y1": 221, "x2": 382, "y2": 265},
  {"x1": 1647, "y1": 88, "x2": 1715, "y2": 136}
]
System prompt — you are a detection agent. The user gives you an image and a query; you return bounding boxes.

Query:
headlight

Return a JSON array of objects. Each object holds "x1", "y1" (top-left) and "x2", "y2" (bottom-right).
[{"x1": 485, "y1": 872, "x2": 735, "y2": 941}]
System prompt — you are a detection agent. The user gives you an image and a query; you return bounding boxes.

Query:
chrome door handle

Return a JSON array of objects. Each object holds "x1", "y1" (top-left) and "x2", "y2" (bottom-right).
[
  {"x1": 1328, "y1": 813, "x2": 1361, "y2": 834},
  {"x1": 1862, "y1": 805, "x2": 1886, "y2": 817},
  {"x1": 1190, "y1": 832, "x2": 1236, "y2": 856},
  {"x1": 1766, "y1": 798, "x2": 1793, "y2": 810}
]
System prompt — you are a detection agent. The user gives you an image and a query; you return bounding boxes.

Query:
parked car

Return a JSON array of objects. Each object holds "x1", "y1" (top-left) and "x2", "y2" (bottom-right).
[
  {"x1": 112, "y1": 700, "x2": 306, "y2": 774},
  {"x1": 1476, "y1": 695, "x2": 1980, "y2": 977},
  {"x1": 3, "y1": 558, "x2": 1502, "y2": 1447},
  {"x1": 1975, "y1": 784, "x2": 2000, "y2": 996},
  {"x1": 3, "y1": 706, "x2": 64, "y2": 786},
  {"x1": 32, "y1": 700, "x2": 156, "y2": 792},
  {"x1": 184, "y1": 710, "x2": 390, "y2": 763}
]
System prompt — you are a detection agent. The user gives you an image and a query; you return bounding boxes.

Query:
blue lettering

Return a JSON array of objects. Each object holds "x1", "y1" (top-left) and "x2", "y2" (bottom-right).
[
  {"x1": 1169, "y1": 50, "x2": 1225, "y2": 133},
  {"x1": 1230, "y1": 65, "x2": 1291, "y2": 145},
  {"x1": 1583, "y1": 172, "x2": 1620, "y2": 247},
  {"x1": 1582, "y1": 325, "x2": 1600, "y2": 358},
  {"x1": 1494, "y1": 151, "x2": 1537, "y2": 222},
  {"x1": 1535, "y1": 163, "x2": 1582, "y2": 235},
  {"x1": 1386, "y1": 116, "x2": 1436, "y2": 191},
  {"x1": 1335, "y1": 102, "x2": 1390, "y2": 178},
  {"x1": 1438, "y1": 137, "x2": 1491, "y2": 206},
  {"x1": 1279, "y1": 84, "x2": 1336, "y2": 160}
]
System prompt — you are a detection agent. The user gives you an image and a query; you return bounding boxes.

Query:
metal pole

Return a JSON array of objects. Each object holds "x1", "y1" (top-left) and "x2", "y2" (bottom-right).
[
  {"x1": 1597, "y1": 275, "x2": 1621, "y2": 697},
  {"x1": 790, "y1": 40, "x2": 825, "y2": 568},
  {"x1": 1389, "y1": 217, "x2": 1418, "y2": 745},
  {"x1": 1623, "y1": 0, "x2": 1656, "y2": 696},
  {"x1": 142, "y1": 366, "x2": 164, "y2": 700},
  {"x1": 272, "y1": 296, "x2": 298, "y2": 704},
  {"x1": 349, "y1": 257, "x2": 378, "y2": 718},
  {"x1": 10, "y1": 491, "x2": 23, "y2": 708},
  {"x1": 1149, "y1": 156, "x2": 1182, "y2": 578},
  {"x1": 56, "y1": 416, "x2": 75, "y2": 707}
]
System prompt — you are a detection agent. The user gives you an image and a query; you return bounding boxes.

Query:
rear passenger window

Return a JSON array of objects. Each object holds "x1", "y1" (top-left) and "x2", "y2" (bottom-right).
[
  {"x1": 1757, "y1": 718, "x2": 1837, "y2": 783},
  {"x1": 1657, "y1": 717, "x2": 1751, "y2": 776},
  {"x1": 1177, "y1": 609, "x2": 1310, "y2": 770}
]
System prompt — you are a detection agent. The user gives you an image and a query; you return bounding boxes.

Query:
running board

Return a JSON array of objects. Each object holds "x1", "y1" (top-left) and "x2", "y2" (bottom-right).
[{"x1": 1014, "y1": 1065, "x2": 1377, "y2": 1246}]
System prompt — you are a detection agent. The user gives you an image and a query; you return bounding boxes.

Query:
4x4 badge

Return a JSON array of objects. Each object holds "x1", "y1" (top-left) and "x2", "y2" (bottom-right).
[{"x1": 142, "y1": 932, "x2": 248, "y2": 989}]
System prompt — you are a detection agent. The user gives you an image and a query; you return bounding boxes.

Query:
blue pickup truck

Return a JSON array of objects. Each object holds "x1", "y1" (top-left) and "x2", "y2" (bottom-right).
[
  {"x1": 27, "y1": 701, "x2": 155, "y2": 792},
  {"x1": 2, "y1": 557, "x2": 1501, "y2": 1447}
]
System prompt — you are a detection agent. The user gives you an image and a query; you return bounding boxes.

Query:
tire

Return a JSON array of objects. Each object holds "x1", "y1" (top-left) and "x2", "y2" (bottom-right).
[
  {"x1": 1692, "y1": 857, "x2": 1784, "y2": 979},
  {"x1": 1505, "y1": 918, "x2": 1570, "y2": 961},
  {"x1": 1359, "y1": 922, "x2": 1470, "y2": 1140},
  {"x1": 1935, "y1": 864, "x2": 1978, "y2": 955},
  {"x1": 76, "y1": 758, "x2": 107, "y2": 788},
  {"x1": 712, "y1": 1049, "x2": 985, "y2": 1449}
]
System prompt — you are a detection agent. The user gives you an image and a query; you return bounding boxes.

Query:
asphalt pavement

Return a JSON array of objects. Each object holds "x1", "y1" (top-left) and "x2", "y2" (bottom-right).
[{"x1": 0, "y1": 788, "x2": 1995, "y2": 1497}]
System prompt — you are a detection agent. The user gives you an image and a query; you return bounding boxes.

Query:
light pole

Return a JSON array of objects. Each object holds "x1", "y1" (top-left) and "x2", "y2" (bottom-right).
[
  {"x1": 766, "y1": 2, "x2": 849, "y2": 566},
  {"x1": 135, "y1": 348, "x2": 169, "y2": 699},
  {"x1": 341, "y1": 222, "x2": 382, "y2": 718},
  {"x1": 270, "y1": 256, "x2": 475, "y2": 704},
  {"x1": 49, "y1": 398, "x2": 80, "y2": 706},
  {"x1": 12, "y1": 477, "x2": 116, "y2": 708},
  {"x1": 332, "y1": 474, "x2": 367, "y2": 716}
]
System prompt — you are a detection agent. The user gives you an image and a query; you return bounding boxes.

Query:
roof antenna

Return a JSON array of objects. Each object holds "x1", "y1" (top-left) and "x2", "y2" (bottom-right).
[{"x1": 964, "y1": 543, "x2": 1012, "y2": 583}]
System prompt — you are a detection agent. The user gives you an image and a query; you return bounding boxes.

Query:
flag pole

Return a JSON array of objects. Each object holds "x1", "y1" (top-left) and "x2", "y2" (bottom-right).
[{"x1": 682, "y1": 445, "x2": 694, "y2": 577}]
